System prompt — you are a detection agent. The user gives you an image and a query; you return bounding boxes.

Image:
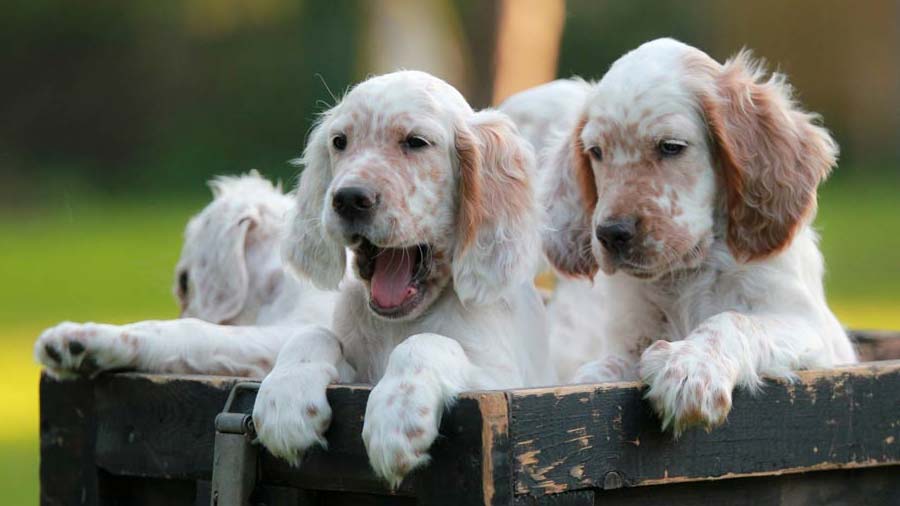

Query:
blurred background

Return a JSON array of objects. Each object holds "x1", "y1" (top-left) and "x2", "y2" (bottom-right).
[{"x1": 1, "y1": 0, "x2": 897, "y2": 502}]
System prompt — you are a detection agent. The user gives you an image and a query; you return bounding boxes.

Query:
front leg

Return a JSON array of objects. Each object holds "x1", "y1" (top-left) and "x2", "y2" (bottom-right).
[
  {"x1": 35, "y1": 319, "x2": 292, "y2": 378},
  {"x1": 252, "y1": 325, "x2": 352, "y2": 466},
  {"x1": 640, "y1": 311, "x2": 822, "y2": 436},
  {"x1": 362, "y1": 333, "x2": 472, "y2": 488},
  {"x1": 571, "y1": 354, "x2": 639, "y2": 383}
]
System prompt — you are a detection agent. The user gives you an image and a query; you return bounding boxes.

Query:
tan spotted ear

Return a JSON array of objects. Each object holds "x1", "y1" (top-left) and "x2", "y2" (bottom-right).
[
  {"x1": 695, "y1": 51, "x2": 838, "y2": 261},
  {"x1": 282, "y1": 115, "x2": 347, "y2": 290},
  {"x1": 453, "y1": 110, "x2": 540, "y2": 306},
  {"x1": 540, "y1": 116, "x2": 599, "y2": 279}
]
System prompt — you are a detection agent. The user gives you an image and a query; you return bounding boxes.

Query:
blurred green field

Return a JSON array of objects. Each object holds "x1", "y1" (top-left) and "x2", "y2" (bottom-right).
[{"x1": 0, "y1": 175, "x2": 897, "y2": 504}]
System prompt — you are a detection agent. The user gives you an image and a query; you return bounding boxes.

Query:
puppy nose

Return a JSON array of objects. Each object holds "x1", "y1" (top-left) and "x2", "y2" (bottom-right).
[
  {"x1": 596, "y1": 217, "x2": 637, "y2": 255},
  {"x1": 332, "y1": 186, "x2": 379, "y2": 221}
]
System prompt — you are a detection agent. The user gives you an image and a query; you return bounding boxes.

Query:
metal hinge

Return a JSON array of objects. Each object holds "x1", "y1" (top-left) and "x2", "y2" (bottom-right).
[{"x1": 211, "y1": 382, "x2": 261, "y2": 506}]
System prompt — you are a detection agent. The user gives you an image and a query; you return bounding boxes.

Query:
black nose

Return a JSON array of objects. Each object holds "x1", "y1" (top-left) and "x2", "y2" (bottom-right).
[
  {"x1": 332, "y1": 187, "x2": 379, "y2": 221},
  {"x1": 596, "y1": 218, "x2": 637, "y2": 256}
]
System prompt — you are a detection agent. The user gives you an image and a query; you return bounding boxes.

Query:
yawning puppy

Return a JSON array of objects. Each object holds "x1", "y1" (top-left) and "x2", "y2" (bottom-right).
[{"x1": 252, "y1": 70, "x2": 554, "y2": 487}]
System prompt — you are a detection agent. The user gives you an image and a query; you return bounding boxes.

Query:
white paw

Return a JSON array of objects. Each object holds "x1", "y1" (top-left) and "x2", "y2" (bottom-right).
[
  {"x1": 571, "y1": 355, "x2": 638, "y2": 383},
  {"x1": 34, "y1": 322, "x2": 135, "y2": 379},
  {"x1": 252, "y1": 363, "x2": 337, "y2": 466},
  {"x1": 362, "y1": 375, "x2": 442, "y2": 489},
  {"x1": 640, "y1": 340, "x2": 735, "y2": 436}
]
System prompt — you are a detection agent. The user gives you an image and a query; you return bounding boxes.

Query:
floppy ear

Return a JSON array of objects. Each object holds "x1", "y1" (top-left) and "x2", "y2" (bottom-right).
[
  {"x1": 188, "y1": 209, "x2": 258, "y2": 324},
  {"x1": 697, "y1": 51, "x2": 838, "y2": 261},
  {"x1": 452, "y1": 110, "x2": 540, "y2": 305},
  {"x1": 282, "y1": 117, "x2": 347, "y2": 290},
  {"x1": 540, "y1": 116, "x2": 599, "y2": 279}
]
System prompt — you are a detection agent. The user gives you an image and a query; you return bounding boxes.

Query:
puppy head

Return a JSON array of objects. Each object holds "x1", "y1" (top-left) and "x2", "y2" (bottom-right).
[
  {"x1": 543, "y1": 38, "x2": 836, "y2": 281},
  {"x1": 286, "y1": 70, "x2": 539, "y2": 320},
  {"x1": 176, "y1": 171, "x2": 292, "y2": 324}
]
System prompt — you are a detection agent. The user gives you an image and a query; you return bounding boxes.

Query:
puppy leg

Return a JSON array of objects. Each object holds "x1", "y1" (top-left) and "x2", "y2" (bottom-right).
[
  {"x1": 35, "y1": 319, "x2": 293, "y2": 378},
  {"x1": 640, "y1": 311, "x2": 828, "y2": 435},
  {"x1": 571, "y1": 354, "x2": 639, "y2": 383},
  {"x1": 253, "y1": 325, "x2": 352, "y2": 466},
  {"x1": 362, "y1": 333, "x2": 472, "y2": 489}
]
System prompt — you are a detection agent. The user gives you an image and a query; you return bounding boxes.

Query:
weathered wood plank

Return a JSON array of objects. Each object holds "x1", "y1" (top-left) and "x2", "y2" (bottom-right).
[
  {"x1": 850, "y1": 330, "x2": 900, "y2": 362},
  {"x1": 40, "y1": 375, "x2": 99, "y2": 506},
  {"x1": 88, "y1": 373, "x2": 507, "y2": 504},
  {"x1": 598, "y1": 466, "x2": 896, "y2": 506},
  {"x1": 510, "y1": 361, "x2": 900, "y2": 497},
  {"x1": 93, "y1": 373, "x2": 239, "y2": 480}
]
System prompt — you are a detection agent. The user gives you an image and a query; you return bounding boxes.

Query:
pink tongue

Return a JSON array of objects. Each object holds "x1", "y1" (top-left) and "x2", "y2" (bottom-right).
[{"x1": 371, "y1": 248, "x2": 417, "y2": 308}]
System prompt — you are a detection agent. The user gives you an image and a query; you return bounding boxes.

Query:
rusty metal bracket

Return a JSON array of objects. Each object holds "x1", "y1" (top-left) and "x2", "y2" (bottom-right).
[{"x1": 210, "y1": 382, "x2": 261, "y2": 506}]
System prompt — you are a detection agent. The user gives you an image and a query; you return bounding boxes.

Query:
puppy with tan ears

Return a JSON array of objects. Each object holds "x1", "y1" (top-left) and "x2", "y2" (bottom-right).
[
  {"x1": 35, "y1": 172, "x2": 337, "y2": 379},
  {"x1": 541, "y1": 38, "x2": 856, "y2": 435},
  {"x1": 252, "y1": 70, "x2": 554, "y2": 487}
]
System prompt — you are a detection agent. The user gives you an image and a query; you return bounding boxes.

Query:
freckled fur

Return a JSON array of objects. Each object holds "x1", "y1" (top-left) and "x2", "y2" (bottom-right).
[
  {"x1": 260, "y1": 71, "x2": 554, "y2": 488},
  {"x1": 532, "y1": 39, "x2": 855, "y2": 436}
]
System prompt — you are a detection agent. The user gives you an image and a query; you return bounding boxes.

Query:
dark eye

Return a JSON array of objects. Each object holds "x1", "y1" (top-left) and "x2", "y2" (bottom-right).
[
  {"x1": 403, "y1": 135, "x2": 430, "y2": 150},
  {"x1": 178, "y1": 271, "x2": 189, "y2": 297},
  {"x1": 588, "y1": 146, "x2": 603, "y2": 161},
  {"x1": 658, "y1": 139, "x2": 687, "y2": 157},
  {"x1": 332, "y1": 134, "x2": 347, "y2": 151}
]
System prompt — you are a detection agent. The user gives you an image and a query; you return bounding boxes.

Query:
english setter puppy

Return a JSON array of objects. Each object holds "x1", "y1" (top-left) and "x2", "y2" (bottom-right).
[
  {"x1": 541, "y1": 38, "x2": 857, "y2": 435},
  {"x1": 251, "y1": 70, "x2": 553, "y2": 487},
  {"x1": 35, "y1": 172, "x2": 337, "y2": 378}
]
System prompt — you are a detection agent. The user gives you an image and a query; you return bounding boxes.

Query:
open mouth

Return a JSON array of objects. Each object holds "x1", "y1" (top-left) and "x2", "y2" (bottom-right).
[{"x1": 355, "y1": 238, "x2": 431, "y2": 319}]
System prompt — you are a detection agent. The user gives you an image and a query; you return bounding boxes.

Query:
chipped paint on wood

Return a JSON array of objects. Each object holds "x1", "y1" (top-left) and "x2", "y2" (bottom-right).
[
  {"x1": 637, "y1": 459, "x2": 892, "y2": 487},
  {"x1": 477, "y1": 391, "x2": 509, "y2": 506},
  {"x1": 510, "y1": 360, "x2": 900, "y2": 497}
]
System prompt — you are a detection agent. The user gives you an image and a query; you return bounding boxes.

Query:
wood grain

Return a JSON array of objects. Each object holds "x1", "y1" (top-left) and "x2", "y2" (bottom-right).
[{"x1": 510, "y1": 361, "x2": 900, "y2": 498}]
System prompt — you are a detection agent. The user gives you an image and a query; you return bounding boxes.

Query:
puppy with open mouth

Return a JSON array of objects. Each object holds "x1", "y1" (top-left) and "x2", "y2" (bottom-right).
[{"x1": 252, "y1": 70, "x2": 555, "y2": 488}]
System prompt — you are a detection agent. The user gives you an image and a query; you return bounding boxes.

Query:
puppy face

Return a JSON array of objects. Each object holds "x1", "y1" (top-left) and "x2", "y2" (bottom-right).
[
  {"x1": 543, "y1": 38, "x2": 836, "y2": 281},
  {"x1": 289, "y1": 71, "x2": 538, "y2": 321},
  {"x1": 323, "y1": 75, "x2": 465, "y2": 319},
  {"x1": 579, "y1": 78, "x2": 717, "y2": 278}
]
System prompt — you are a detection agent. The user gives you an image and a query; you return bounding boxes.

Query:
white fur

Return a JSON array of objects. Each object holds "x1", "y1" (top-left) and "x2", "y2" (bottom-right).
[
  {"x1": 253, "y1": 71, "x2": 555, "y2": 488},
  {"x1": 540, "y1": 39, "x2": 857, "y2": 435},
  {"x1": 35, "y1": 172, "x2": 338, "y2": 379},
  {"x1": 498, "y1": 78, "x2": 591, "y2": 157}
]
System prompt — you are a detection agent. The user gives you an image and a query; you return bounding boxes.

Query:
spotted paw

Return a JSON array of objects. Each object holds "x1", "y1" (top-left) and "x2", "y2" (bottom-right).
[
  {"x1": 640, "y1": 339, "x2": 735, "y2": 436},
  {"x1": 34, "y1": 322, "x2": 136, "y2": 379},
  {"x1": 253, "y1": 363, "x2": 337, "y2": 466},
  {"x1": 362, "y1": 375, "x2": 442, "y2": 489}
]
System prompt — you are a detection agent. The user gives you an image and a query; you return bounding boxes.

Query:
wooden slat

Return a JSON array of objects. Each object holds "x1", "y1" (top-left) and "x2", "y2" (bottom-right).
[
  {"x1": 513, "y1": 467, "x2": 899, "y2": 506},
  {"x1": 509, "y1": 360, "x2": 900, "y2": 498},
  {"x1": 88, "y1": 373, "x2": 508, "y2": 505},
  {"x1": 850, "y1": 330, "x2": 900, "y2": 362},
  {"x1": 40, "y1": 375, "x2": 99, "y2": 506},
  {"x1": 93, "y1": 373, "x2": 239, "y2": 480}
]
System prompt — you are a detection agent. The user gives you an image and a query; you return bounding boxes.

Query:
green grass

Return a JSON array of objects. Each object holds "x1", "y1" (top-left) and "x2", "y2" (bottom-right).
[
  {"x1": 816, "y1": 177, "x2": 900, "y2": 311},
  {"x1": 0, "y1": 195, "x2": 205, "y2": 506},
  {"x1": 0, "y1": 175, "x2": 896, "y2": 505}
]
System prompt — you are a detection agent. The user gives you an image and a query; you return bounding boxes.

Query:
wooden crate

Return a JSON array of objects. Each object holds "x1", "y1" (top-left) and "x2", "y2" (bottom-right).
[{"x1": 40, "y1": 331, "x2": 900, "y2": 505}]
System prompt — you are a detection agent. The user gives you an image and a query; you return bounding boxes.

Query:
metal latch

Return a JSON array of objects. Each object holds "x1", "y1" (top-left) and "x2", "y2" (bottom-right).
[{"x1": 211, "y1": 382, "x2": 261, "y2": 506}]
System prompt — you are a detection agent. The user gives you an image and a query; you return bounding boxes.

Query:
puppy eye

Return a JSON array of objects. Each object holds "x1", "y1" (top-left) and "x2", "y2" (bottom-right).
[
  {"x1": 658, "y1": 139, "x2": 687, "y2": 157},
  {"x1": 588, "y1": 146, "x2": 603, "y2": 161},
  {"x1": 403, "y1": 135, "x2": 430, "y2": 149},
  {"x1": 178, "y1": 271, "x2": 189, "y2": 297},
  {"x1": 332, "y1": 134, "x2": 347, "y2": 151}
]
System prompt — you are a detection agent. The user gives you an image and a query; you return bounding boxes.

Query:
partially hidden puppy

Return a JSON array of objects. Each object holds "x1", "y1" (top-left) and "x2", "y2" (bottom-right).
[
  {"x1": 540, "y1": 38, "x2": 856, "y2": 435},
  {"x1": 35, "y1": 171, "x2": 337, "y2": 378},
  {"x1": 252, "y1": 70, "x2": 554, "y2": 487}
]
